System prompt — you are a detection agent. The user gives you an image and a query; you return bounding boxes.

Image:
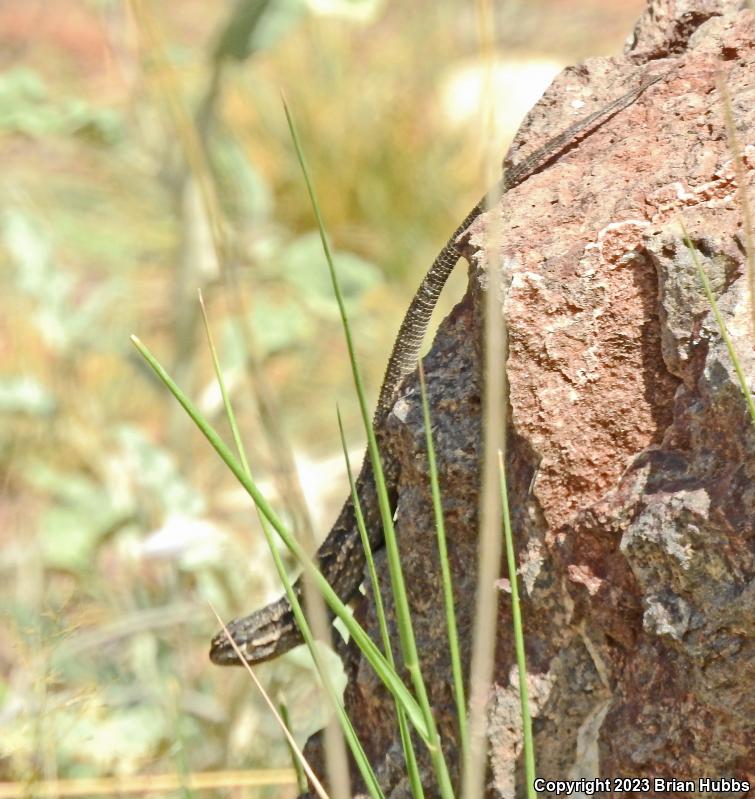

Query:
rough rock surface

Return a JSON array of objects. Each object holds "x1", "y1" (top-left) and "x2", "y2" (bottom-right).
[{"x1": 318, "y1": 1, "x2": 754, "y2": 796}]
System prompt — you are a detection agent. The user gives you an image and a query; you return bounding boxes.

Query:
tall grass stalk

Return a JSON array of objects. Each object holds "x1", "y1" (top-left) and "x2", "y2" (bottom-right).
[
  {"x1": 198, "y1": 292, "x2": 366, "y2": 799},
  {"x1": 334, "y1": 412, "x2": 391, "y2": 660},
  {"x1": 463, "y1": 3, "x2": 508, "y2": 794},
  {"x1": 281, "y1": 97, "x2": 455, "y2": 798},
  {"x1": 498, "y1": 452, "x2": 535, "y2": 798},
  {"x1": 677, "y1": 221, "x2": 755, "y2": 425},
  {"x1": 336, "y1": 410, "x2": 425, "y2": 799},
  {"x1": 417, "y1": 363, "x2": 469, "y2": 765},
  {"x1": 462, "y1": 188, "x2": 506, "y2": 799}
]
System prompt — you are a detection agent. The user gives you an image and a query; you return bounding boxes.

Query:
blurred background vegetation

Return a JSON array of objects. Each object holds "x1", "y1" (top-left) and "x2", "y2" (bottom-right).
[{"x1": 0, "y1": 0, "x2": 642, "y2": 794}]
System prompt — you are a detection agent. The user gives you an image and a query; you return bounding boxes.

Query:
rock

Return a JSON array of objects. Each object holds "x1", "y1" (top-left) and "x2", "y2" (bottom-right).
[{"x1": 321, "y1": 0, "x2": 754, "y2": 795}]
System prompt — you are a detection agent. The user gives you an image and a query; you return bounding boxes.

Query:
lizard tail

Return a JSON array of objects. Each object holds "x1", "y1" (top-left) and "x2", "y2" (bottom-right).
[{"x1": 375, "y1": 201, "x2": 484, "y2": 418}]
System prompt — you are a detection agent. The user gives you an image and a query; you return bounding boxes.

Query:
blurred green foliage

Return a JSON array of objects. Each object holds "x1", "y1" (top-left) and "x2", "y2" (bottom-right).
[
  {"x1": 0, "y1": 0, "x2": 637, "y2": 792},
  {"x1": 0, "y1": 67, "x2": 123, "y2": 142}
]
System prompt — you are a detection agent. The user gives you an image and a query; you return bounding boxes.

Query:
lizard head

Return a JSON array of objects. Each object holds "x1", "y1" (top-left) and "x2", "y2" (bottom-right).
[{"x1": 209, "y1": 597, "x2": 301, "y2": 666}]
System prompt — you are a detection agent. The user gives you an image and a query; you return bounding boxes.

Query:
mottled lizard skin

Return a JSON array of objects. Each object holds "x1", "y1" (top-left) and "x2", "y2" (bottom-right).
[{"x1": 210, "y1": 69, "x2": 667, "y2": 666}]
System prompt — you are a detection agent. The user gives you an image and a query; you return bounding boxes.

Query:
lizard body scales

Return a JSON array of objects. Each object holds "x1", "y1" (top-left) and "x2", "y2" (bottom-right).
[{"x1": 210, "y1": 69, "x2": 666, "y2": 666}]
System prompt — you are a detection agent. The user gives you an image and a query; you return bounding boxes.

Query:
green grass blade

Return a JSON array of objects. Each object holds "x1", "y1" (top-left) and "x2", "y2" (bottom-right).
[
  {"x1": 130, "y1": 334, "x2": 430, "y2": 745},
  {"x1": 282, "y1": 96, "x2": 454, "y2": 798},
  {"x1": 335, "y1": 412, "x2": 391, "y2": 659},
  {"x1": 279, "y1": 701, "x2": 309, "y2": 796},
  {"x1": 498, "y1": 452, "x2": 535, "y2": 799},
  {"x1": 418, "y1": 362, "x2": 469, "y2": 765},
  {"x1": 197, "y1": 291, "x2": 250, "y2": 474},
  {"x1": 198, "y1": 294, "x2": 376, "y2": 799},
  {"x1": 678, "y1": 220, "x2": 755, "y2": 425},
  {"x1": 251, "y1": 522, "x2": 383, "y2": 799},
  {"x1": 336, "y1": 409, "x2": 425, "y2": 799}
]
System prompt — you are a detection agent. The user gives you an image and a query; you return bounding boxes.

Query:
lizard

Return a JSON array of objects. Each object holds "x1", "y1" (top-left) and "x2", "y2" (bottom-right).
[{"x1": 210, "y1": 67, "x2": 668, "y2": 667}]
